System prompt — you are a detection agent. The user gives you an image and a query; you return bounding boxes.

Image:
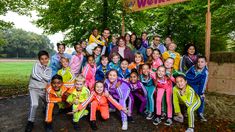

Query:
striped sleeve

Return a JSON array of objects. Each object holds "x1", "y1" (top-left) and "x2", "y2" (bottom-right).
[
  {"x1": 107, "y1": 95, "x2": 123, "y2": 111},
  {"x1": 31, "y1": 62, "x2": 43, "y2": 81},
  {"x1": 77, "y1": 92, "x2": 94, "y2": 110},
  {"x1": 200, "y1": 70, "x2": 209, "y2": 95}
]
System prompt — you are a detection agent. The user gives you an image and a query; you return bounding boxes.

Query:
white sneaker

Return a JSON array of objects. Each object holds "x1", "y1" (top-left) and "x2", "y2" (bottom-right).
[
  {"x1": 122, "y1": 121, "x2": 128, "y2": 130},
  {"x1": 185, "y1": 128, "x2": 194, "y2": 132}
]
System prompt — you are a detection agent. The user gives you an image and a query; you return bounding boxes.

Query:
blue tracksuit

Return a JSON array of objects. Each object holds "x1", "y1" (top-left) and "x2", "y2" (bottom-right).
[{"x1": 95, "y1": 64, "x2": 110, "y2": 81}]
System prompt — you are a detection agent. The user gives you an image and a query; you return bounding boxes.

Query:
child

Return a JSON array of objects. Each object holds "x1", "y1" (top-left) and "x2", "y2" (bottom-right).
[
  {"x1": 66, "y1": 75, "x2": 90, "y2": 130},
  {"x1": 93, "y1": 45, "x2": 102, "y2": 66},
  {"x1": 162, "y1": 43, "x2": 181, "y2": 70},
  {"x1": 107, "y1": 34, "x2": 118, "y2": 54},
  {"x1": 129, "y1": 70, "x2": 147, "y2": 116},
  {"x1": 153, "y1": 66, "x2": 173, "y2": 126},
  {"x1": 58, "y1": 57, "x2": 75, "y2": 89},
  {"x1": 173, "y1": 74, "x2": 201, "y2": 132},
  {"x1": 108, "y1": 52, "x2": 120, "y2": 70},
  {"x1": 146, "y1": 47, "x2": 153, "y2": 63},
  {"x1": 139, "y1": 64, "x2": 155, "y2": 120},
  {"x1": 82, "y1": 55, "x2": 97, "y2": 91},
  {"x1": 75, "y1": 81, "x2": 128, "y2": 130},
  {"x1": 50, "y1": 43, "x2": 71, "y2": 77},
  {"x1": 151, "y1": 49, "x2": 163, "y2": 72},
  {"x1": 186, "y1": 56, "x2": 208, "y2": 122},
  {"x1": 164, "y1": 57, "x2": 176, "y2": 82},
  {"x1": 125, "y1": 33, "x2": 136, "y2": 53},
  {"x1": 117, "y1": 59, "x2": 131, "y2": 82},
  {"x1": 139, "y1": 32, "x2": 149, "y2": 61},
  {"x1": 95, "y1": 55, "x2": 110, "y2": 81},
  {"x1": 25, "y1": 50, "x2": 52, "y2": 132},
  {"x1": 70, "y1": 42, "x2": 84, "y2": 76},
  {"x1": 44, "y1": 75, "x2": 68, "y2": 131},
  {"x1": 105, "y1": 69, "x2": 130, "y2": 130},
  {"x1": 128, "y1": 52, "x2": 144, "y2": 71}
]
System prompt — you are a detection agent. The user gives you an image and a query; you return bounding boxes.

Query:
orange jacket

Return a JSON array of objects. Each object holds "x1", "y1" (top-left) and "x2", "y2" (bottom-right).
[{"x1": 46, "y1": 85, "x2": 68, "y2": 103}]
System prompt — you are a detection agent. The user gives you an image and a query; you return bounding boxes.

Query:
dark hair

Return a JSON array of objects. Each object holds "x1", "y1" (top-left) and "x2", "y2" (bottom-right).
[
  {"x1": 108, "y1": 69, "x2": 118, "y2": 76},
  {"x1": 94, "y1": 45, "x2": 102, "y2": 50},
  {"x1": 134, "y1": 38, "x2": 142, "y2": 50},
  {"x1": 165, "y1": 36, "x2": 172, "y2": 41},
  {"x1": 197, "y1": 55, "x2": 207, "y2": 62},
  {"x1": 141, "y1": 31, "x2": 148, "y2": 36},
  {"x1": 73, "y1": 41, "x2": 81, "y2": 49},
  {"x1": 103, "y1": 28, "x2": 110, "y2": 32},
  {"x1": 175, "y1": 74, "x2": 187, "y2": 81},
  {"x1": 183, "y1": 43, "x2": 198, "y2": 55},
  {"x1": 38, "y1": 50, "x2": 49, "y2": 60},
  {"x1": 117, "y1": 36, "x2": 126, "y2": 46},
  {"x1": 124, "y1": 33, "x2": 131, "y2": 40},
  {"x1": 87, "y1": 55, "x2": 94, "y2": 60},
  {"x1": 121, "y1": 58, "x2": 129, "y2": 64},
  {"x1": 51, "y1": 74, "x2": 63, "y2": 82},
  {"x1": 101, "y1": 55, "x2": 108, "y2": 60},
  {"x1": 92, "y1": 27, "x2": 98, "y2": 32},
  {"x1": 130, "y1": 69, "x2": 139, "y2": 76},
  {"x1": 56, "y1": 43, "x2": 66, "y2": 49},
  {"x1": 94, "y1": 81, "x2": 105, "y2": 92},
  {"x1": 153, "y1": 35, "x2": 161, "y2": 40}
]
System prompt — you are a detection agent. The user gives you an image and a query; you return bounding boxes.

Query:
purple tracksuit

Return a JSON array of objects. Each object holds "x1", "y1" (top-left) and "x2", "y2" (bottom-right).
[
  {"x1": 129, "y1": 81, "x2": 147, "y2": 114},
  {"x1": 105, "y1": 79, "x2": 130, "y2": 121}
]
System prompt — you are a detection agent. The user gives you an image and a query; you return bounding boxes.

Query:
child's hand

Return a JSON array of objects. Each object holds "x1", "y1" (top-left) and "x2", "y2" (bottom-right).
[
  {"x1": 74, "y1": 99, "x2": 79, "y2": 105},
  {"x1": 104, "y1": 91, "x2": 110, "y2": 97}
]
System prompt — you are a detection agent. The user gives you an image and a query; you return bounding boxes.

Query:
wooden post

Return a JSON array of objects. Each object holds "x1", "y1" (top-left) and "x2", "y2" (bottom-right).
[
  {"x1": 205, "y1": 0, "x2": 211, "y2": 62},
  {"x1": 121, "y1": 13, "x2": 125, "y2": 36}
]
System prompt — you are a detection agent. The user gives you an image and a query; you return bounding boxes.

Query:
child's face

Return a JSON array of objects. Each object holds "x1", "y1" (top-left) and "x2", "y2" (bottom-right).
[
  {"x1": 118, "y1": 39, "x2": 125, "y2": 47},
  {"x1": 131, "y1": 35, "x2": 136, "y2": 42},
  {"x1": 125, "y1": 35, "x2": 130, "y2": 42},
  {"x1": 88, "y1": 56, "x2": 95, "y2": 66},
  {"x1": 120, "y1": 61, "x2": 128, "y2": 70},
  {"x1": 130, "y1": 73, "x2": 138, "y2": 83},
  {"x1": 112, "y1": 55, "x2": 120, "y2": 64},
  {"x1": 176, "y1": 77, "x2": 187, "y2": 89},
  {"x1": 135, "y1": 54, "x2": 142, "y2": 64},
  {"x1": 60, "y1": 58, "x2": 69, "y2": 68},
  {"x1": 95, "y1": 82, "x2": 104, "y2": 94},
  {"x1": 93, "y1": 29, "x2": 98, "y2": 37},
  {"x1": 197, "y1": 58, "x2": 207, "y2": 69},
  {"x1": 157, "y1": 67, "x2": 166, "y2": 78},
  {"x1": 58, "y1": 45, "x2": 65, "y2": 54},
  {"x1": 81, "y1": 42, "x2": 87, "y2": 49},
  {"x1": 142, "y1": 65, "x2": 150, "y2": 75},
  {"x1": 168, "y1": 43, "x2": 176, "y2": 51},
  {"x1": 101, "y1": 57, "x2": 109, "y2": 66},
  {"x1": 146, "y1": 49, "x2": 153, "y2": 57},
  {"x1": 141, "y1": 33, "x2": 147, "y2": 40},
  {"x1": 164, "y1": 58, "x2": 174, "y2": 69},
  {"x1": 51, "y1": 79, "x2": 63, "y2": 91},
  {"x1": 93, "y1": 47, "x2": 101, "y2": 56},
  {"x1": 152, "y1": 50, "x2": 160, "y2": 60},
  {"x1": 187, "y1": 46, "x2": 195, "y2": 55},
  {"x1": 165, "y1": 38, "x2": 172, "y2": 45},
  {"x1": 75, "y1": 81, "x2": 84, "y2": 90},
  {"x1": 108, "y1": 71, "x2": 118, "y2": 83},
  {"x1": 75, "y1": 45, "x2": 82, "y2": 54},
  {"x1": 39, "y1": 55, "x2": 49, "y2": 66},
  {"x1": 112, "y1": 37, "x2": 117, "y2": 44}
]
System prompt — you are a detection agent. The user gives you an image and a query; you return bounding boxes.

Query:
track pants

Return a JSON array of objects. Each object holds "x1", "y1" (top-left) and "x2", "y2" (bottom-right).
[
  {"x1": 156, "y1": 88, "x2": 172, "y2": 118},
  {"x1": 90, "y1": 100, "x2": 109, "y2": 121}
]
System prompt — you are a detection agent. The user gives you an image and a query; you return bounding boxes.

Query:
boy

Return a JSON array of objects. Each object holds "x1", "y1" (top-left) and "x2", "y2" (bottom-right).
[
  {"x1": 45, "y1": 74, "x2": 68, "y2": 131},
  {"x1": 25, "y1": 50, "x2": 52, "y2": 132},
  {"x1": 95, "y1": 55, "x2": 110, "y2": 81},
  {"x1": 117, "y1": 59, "x2": 131, "y2": 82}
]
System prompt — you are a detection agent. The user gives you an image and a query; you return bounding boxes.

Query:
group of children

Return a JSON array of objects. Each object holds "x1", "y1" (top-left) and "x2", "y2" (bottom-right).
[{"x1": 25, "y1": 30, "x2": 209, "y2": 132}]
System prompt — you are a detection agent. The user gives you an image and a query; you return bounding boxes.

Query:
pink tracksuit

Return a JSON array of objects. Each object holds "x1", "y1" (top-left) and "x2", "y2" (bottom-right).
[{"x1": 82, "y1": 64, "x2": 96, "y2": 91}]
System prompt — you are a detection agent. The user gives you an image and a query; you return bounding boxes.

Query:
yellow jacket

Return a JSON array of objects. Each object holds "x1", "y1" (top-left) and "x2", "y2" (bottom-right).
[{"x1": 162, "y1": 51, "x2": 181, "y2": 70}]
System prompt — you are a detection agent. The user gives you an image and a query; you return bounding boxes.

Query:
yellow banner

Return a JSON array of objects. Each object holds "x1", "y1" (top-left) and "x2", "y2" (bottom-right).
[{"x1": 124, "y1": 0, "x2": 189, "y2": 12}]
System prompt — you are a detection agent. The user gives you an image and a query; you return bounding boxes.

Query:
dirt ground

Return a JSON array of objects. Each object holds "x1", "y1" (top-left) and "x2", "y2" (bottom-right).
[{"x1": 0, "y1": 92, "x2": 234, "y2": 132}]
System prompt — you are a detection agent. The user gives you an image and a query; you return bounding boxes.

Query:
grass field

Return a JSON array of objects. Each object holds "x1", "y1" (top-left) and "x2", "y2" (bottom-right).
[{"x1": 0, "y1": 61, "x2": 35, "y2": 97}]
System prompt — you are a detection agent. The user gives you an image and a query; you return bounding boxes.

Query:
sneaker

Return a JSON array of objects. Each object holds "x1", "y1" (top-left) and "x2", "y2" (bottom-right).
[
  {"x1": 153, "y1": 117, "x2": 161, "y2": 125},
  {"x1": 90, "y1": 121, "x2": 98, "y2": 130},
  {"x1": 146, "y1": 112, "x2": 154, "y2": 120},
  {"x1": 73, "y1": 122, "x2": 80, "y2": 130},
  {"x1": 45, "y1": 123, "x2": 53, "y2": 132},
  {"x1": 199, "y1": 113, "x2": 207, "y2": 122},
  {"x1": 109, "y1": 108, "x2": 116, "y2": 112},
  {"x1": 25, "y1": 121, "x2": 34, "y2": 132},
  {"x1": 164, "y1": 118, "x2": 173, "y2": 126},
  {"x1": 128, "y1": 116, "x2": 134, "y2": 123},
  {"x1": 161, "y1": 113, "x2": 166, "y2": 120},
  {"x1": 122, "y1": 121, "x2": 128, "y2": 130},
  {"x1": 173, "y1": 115, "x2": 184, "y2": 123},
  {"x1": 185, "y1": 128, "x2": 194, "y2": 132}
]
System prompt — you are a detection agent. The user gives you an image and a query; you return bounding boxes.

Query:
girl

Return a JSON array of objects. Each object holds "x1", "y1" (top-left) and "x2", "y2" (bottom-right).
[
  {"x1": 75, "y1": 81, "x2": 127, "y2": 130},
  {"x1": 66, "y1": 75, "x2": 90, "y2": 130},
  {"x1": 117, "y1": 59, "x2": 131, "y2": 82},
  {"x1": 125, "y1": 33, "x2": 136, "y2": 53},
  {"x1": 93, "y1": 45, "x2": 102, "y2": 66},
  {"x1": 105, "y1": 69, "x2": 130, "y2": 130},
  {"x1": 180, "y1": 44, "x2": 198, "y2": 73},
  {"x1": 151, "y1": 49, "x2": 163, "y2": 72},
  {"x1": 128, "y1": 52, "x2": 144, "y2": 71},
  {"x1": 70, "y1": 43, "x2": 84, "y2": 76},
  {"x1": 173, "y1": 74, "x2": 201, "y2": 132},
  {"x1": 153, "y1": 66, "x2": 173, "y2": 126},
  {"x1": 130, "y1": 33, "x2": 137, "y2": 48},
  {"x1": 164, "y1": 57, "x2": 176, "y2": 82},
  {"x1": 162, "y1": 43, "x2": 181, "y2": 70},
  {"x1": 186, "y1": 56, "x2": 208, "y2": 122},
  {"x1": 129, "y1": 70, "x2": 147, "y2": 116},
  {"x1": 139, "y1": 64, "x2": 155, "y2": 120},
  {"x1": 82, "y1": 55, "x2": 97, "y2": 91},
  {"x1": 57, "y1": 57, "x2": 75, "y2": 89},
  {"x1": 146, "y1": 47, "x2": 153, "y2": 64},
  {"x1": 108, "y1": 52, "x2": 120, "y2": 70}
]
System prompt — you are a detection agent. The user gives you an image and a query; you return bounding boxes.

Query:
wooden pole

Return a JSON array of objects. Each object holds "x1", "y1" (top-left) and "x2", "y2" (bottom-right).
[
  {"x1": 121, "y1": 13, "x2": 125, "y2": 36},
  {"x1": 205, "y1": 0, "x2": 211, "y2": 62}
]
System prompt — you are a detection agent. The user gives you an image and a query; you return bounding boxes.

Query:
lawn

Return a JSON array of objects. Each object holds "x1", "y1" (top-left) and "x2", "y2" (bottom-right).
[{"x1": 0, "y1": 61, "x2": 35, "y2": 97}]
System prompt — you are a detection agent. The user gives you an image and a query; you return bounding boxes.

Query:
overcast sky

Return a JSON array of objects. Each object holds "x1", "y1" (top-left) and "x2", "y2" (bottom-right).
[{"x1": 0, "y1": 11, "x2": 65, "y2": 50}]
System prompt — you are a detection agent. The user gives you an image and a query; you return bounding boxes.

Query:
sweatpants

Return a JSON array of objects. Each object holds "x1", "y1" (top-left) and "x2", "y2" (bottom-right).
[
  {"x1": 28, "y1": 88, "x2": 46, "y2": 122},
  {"x1": 156, "y1": 88, "x2": 172, "y2": 118},
  {"x1": 129, "y1": 91, "x2": 147, "y2": 115},
  {"x1": 73, "y1": 104, "x2": 89, "y2": 122},
  {"x1": 145, "y1": 86, "x2": 155, "y2": 113},
  {"x1": 187, "y1": 98, "x2": 201, "y2": 128},
  {"x1": 90, "y1": 100, "x2": 109, "y2": 121}
]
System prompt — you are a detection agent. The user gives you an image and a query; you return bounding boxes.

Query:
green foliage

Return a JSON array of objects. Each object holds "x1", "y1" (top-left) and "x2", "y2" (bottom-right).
[{"x1": 0, "y1": 28, "x2": 55, "y2": 58}]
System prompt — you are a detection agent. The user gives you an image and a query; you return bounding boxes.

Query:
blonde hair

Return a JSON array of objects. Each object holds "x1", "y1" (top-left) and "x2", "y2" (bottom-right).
[
  {"x1": 75, "y1": 74, "x2": 86, "y2": 84},
  {"x1": 134, "y1": 52, "x2": 144, "y2": 62}
]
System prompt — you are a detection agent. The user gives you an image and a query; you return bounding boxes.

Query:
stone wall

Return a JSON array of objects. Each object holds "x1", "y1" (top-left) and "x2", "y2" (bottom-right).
[{"x1": 208, "y1": 62, "x2": 235, "y2": 95}]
